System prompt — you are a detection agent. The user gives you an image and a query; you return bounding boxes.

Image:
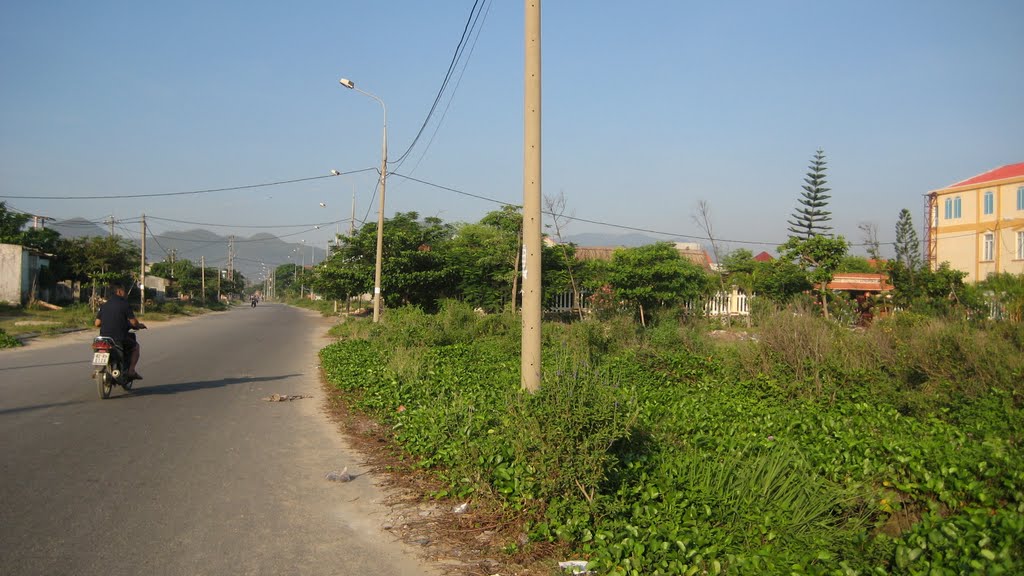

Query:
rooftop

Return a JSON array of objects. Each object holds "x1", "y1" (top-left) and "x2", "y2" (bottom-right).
[{"x1": 943, "y1": 162, "x2": 1024, "y2": 189}]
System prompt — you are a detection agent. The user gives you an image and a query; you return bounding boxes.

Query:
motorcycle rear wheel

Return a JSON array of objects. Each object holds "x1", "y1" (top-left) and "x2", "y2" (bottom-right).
[{"x1": 95, "y1": 370, "x2": 112, "y2": 399}]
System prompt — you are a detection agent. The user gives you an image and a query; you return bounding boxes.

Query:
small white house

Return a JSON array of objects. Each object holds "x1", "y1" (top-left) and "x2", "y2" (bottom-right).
[{"x1": 0, "y1": 243, "x2": 50, "y2": 305}]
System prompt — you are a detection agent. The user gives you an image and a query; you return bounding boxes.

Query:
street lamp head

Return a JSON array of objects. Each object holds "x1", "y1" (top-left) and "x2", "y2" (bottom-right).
[
  {"x1": 330, "y1": 169, "x2": 341, "y2": 176},
  {"x1": 339, "y1": 78, "x2": 355, "y2": 89}
]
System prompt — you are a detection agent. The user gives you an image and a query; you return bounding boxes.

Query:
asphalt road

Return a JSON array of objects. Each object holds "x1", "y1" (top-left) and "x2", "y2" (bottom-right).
[{"x1": 0, "y1": 304, "x2": 439, "y2": 576}]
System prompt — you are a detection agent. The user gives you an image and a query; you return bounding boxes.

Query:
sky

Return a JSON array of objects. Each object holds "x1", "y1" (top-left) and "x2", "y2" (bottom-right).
[{"x1": 2, "y1": 0, "x2": 1023, "y2": 262}]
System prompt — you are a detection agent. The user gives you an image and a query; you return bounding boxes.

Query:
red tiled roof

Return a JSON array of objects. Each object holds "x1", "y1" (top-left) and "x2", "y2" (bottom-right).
[
  {"x1": 945, "y1": 162, "x2": 1024, "y2": 189},
  {"x1": 753, "y1": 251, "x2": 774, "y2": 262},
  {"x1": 825, "y1": 273, "x2": 893, "y2": 292}
]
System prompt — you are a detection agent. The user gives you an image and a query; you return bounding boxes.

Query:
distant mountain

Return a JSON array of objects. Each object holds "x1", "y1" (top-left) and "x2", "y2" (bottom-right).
[
  {"x1": 50, "y1": 218, "x2": 109, "y2": 239},
  {"x1": 48, "y1": 219, "x2": 323, "y2": 283},
  {"x1": 561, "y1": 232, "x2": 664, "y2": 247}
]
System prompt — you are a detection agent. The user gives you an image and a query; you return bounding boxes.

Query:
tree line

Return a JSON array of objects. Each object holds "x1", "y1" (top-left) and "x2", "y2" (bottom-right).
[
  {"x1": 278, "y1": 149, "x2": 1021, "y2": 324},
  {"x1": 0, "y1": 202, "x2": 244, "y2": 305}
]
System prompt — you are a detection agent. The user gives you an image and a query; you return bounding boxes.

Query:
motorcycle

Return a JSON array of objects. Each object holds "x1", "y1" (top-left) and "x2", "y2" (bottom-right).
[{"x1": 90, "y1": 328, "x2": 143, "y2": 399}]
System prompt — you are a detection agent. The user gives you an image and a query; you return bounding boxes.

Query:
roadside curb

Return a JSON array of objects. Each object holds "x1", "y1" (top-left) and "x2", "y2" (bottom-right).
[{"x1": 14, "y1": 327, "x2": 91, "y2": 344}]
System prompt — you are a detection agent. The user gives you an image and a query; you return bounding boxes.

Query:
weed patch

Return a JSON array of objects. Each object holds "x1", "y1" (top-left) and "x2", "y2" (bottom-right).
[{"x1": 318, "y1": 305, "x2": 1024, "y2": 574}]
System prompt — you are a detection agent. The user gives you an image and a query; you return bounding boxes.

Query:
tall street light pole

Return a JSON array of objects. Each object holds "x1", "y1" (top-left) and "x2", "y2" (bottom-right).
[{"x1": 339, "y1": 77, "x2": 387, "y2": 323}]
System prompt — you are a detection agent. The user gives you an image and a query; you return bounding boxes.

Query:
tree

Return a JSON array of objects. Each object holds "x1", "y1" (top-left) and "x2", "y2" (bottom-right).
[
  {"x1": 312, "y1": 212, "x2": 456, "y2": 312},
  {"x1": 0, "y1": 202, "x2": 29, "y2": 242},
  {"x1": 607, "y1": 242, "x2": 711, "y2": 326},
  {"x1": 779, "y1": 235, "x2": 848, "y2": 319},
  {"x1": 544, "y1": 193, "x2": 584, "y2": 318},
  {"x1": 447, "y1": 207, "x2": 522, "y2": 312},
  {"x1": 858, "y1": 222, "x2": 882, "y2": 261},
  {"x1": 56, "y1": 235, "x2": 141, "y2": 304},
  {"x1": 838, "y1": 255, "x2": 876, "y2": 273},
  {"x1": 979, "y1": 273, "x2": 1024, "y2": 323},
  {"x1": 787, "y1": 149, "x2": 832, "y2": 240},
  {"x1": 894, "y1": 208, "x2": 921, "y2": 272}
]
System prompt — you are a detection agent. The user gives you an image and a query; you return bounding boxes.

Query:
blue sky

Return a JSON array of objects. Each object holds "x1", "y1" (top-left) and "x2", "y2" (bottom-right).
[{"x1": 2, "y1": 0, "x2": 1022, "y2": 258}]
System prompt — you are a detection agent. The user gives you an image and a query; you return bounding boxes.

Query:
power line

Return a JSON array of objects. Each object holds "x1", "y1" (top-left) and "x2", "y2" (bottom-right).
[
  {"x1": 0, "y1": 170, "x2": 373, "y2": 200},
  {"x1": 396, "y1": 0, "x2": 492, "y2": 178},
  {"x1": 389, "y1": 171, "x2": 990, "y2": 249},
  {"x1": 146, "y1": 215, "x2": 344, "y2": 230},
  {"x1": 390, "y1": 0, "x2": 490, "y2": 167}
]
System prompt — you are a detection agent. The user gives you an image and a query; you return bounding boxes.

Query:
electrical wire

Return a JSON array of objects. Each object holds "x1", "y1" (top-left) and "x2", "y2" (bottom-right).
[
  {"x1": 0, "y1": 170, "x2": 372, "y2": 200},
  {"x1": 398, "y1": 0, "x2": 492, "y2": 178},
  {"x1": 390, "y1": 0, "x2": 489, "y2": 167},
  {"x1": 146, "y1": 215, "x2": 343, "y2": 230}
]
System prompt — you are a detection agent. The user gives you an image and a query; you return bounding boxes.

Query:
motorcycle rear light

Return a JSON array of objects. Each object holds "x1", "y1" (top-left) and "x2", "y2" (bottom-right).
[{"x1": 92, "y1": 341, "x2": 112, "y2": 351}]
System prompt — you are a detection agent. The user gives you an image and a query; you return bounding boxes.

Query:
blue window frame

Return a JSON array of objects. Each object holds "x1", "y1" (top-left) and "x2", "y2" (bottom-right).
[
  {"x1": 944, "y1": 197, "x2": 963, "y2": 219},
  {"x1": 984, "y1": 191, "x2": 994, "y2": 215}
]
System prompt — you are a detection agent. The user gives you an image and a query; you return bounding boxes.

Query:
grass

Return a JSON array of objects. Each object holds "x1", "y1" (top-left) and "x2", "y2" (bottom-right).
[
  {"x1": 319, "y1": 303, "x2": 1024, "y2": 575},
  {"x1": 0, "y1": 299, "x2": 229, "y2": 341}
]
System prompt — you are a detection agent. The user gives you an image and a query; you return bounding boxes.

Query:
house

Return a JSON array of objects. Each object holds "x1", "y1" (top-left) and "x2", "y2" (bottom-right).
[
  {"x1": 925, "y1": 162, "x2": 1024, "y2": 282},
  {"x1": 572, "y1": 242, "x2": 714, "y2": 270},
  {"x1": 826, "y1": 273, "x2": 893, "y2": 294},
  {"x1": 0, "y1": 243, "x2": 50, "y2": 305}
]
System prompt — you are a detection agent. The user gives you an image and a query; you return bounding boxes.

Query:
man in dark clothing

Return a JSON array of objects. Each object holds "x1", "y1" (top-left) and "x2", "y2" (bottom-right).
[{"x1": 94, "y1": 282, "x2": 146, "y2": 379}]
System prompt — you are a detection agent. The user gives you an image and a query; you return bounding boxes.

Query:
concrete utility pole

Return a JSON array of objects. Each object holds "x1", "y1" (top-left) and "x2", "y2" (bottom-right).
[
  {"x1": 106, "y1": 216, "x2": 115, "y2": 236},
  {"x1": 201, "y1": 256, "x2": 206, "y2": 305},
  {"x1": 521, "y1": 0, "x2": 542, "y2": 392},
  {"x1": 140, "y1": 214, "x2": 146, "y2": 314},
  {"x1": 350, "y1": 183, "x2": 356, "y2": 236},
  {"x1": 226, "y1": 236, "x2": 235, "y2": 289}
]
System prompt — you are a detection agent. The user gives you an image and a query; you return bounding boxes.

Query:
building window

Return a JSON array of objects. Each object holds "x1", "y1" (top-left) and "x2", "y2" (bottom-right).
[
  {"x1": 945, "y1": 196, "x2": 963, "y2": 219},
  {"x1": 984, "y1": 190, "x2": 994, "y2": 215},
  {"x1": 983, "y1": 232, "x2": 994, "y2": 262},
  {"x1": 1018, "y1": 231, "x2": 1024, "y2": 260},
  {"x1": 944, "y1": 197, "x2": 964, "y2": 219},
  {"x1": 1018, "y1": 186, "x2": 1024, "y2": 210}
]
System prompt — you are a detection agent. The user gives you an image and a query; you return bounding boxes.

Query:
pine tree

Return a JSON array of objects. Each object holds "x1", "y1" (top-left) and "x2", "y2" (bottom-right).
[
  {"x1": 894, "y1": 208, "x2": 921, "y2": 271},
  {"x1": 787, "y1": 149, "x2": 832, "y2": 240}
]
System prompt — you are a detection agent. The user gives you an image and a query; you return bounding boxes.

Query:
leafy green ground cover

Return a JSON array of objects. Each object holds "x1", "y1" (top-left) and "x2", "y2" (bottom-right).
[{"x1": 320, "y1": 303, "x2": 1024, "y2": 575}]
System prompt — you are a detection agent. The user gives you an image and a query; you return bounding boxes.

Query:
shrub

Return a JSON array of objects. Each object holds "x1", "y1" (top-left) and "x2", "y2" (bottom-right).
[{"x1": 0, "y1": 328, "x2": 21, "y2": 348}]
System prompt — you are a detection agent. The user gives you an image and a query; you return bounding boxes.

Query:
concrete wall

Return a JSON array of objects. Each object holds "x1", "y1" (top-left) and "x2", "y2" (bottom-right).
[{"x1": 0, "y1": 243, "x2": 25, "y2": 305}]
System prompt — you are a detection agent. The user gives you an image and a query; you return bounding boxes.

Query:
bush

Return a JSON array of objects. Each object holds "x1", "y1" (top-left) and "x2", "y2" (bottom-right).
[{"x1": 0, "y1": 328, "x2": 21, "y2": 348}]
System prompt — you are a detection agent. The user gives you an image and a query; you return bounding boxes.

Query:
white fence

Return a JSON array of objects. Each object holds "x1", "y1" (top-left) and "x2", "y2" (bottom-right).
[{"x1": 548, "y1": 287, "x2": 751, "y2": 317}]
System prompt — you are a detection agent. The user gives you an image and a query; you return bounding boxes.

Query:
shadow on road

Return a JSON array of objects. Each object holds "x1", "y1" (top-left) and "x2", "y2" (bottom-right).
[
  {"x1": 0, "y1": 360, "x2": 91, "y2": 371},
  {"x1": 0, "y1": 399, "x2": 87, "y2": 416},
  {"x1": 119, "y1": 374, "x2": 303, "y2": 397}
]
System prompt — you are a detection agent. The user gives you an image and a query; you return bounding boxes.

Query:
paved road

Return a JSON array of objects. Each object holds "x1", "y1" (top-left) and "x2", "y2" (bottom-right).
[{"x1": 0, "y1": 304, "x2": 439, "y2": 576}]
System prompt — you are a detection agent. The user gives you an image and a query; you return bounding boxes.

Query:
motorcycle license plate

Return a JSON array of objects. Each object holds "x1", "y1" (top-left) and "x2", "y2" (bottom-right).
[{"x1": 92, "y1": 352, "x2": 110, "y2": 365}]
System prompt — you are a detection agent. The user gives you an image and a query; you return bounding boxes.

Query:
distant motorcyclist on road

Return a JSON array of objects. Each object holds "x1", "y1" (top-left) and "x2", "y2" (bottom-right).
[{"x1": 94, "y1": 282, "x2": 146, "y2": 380}]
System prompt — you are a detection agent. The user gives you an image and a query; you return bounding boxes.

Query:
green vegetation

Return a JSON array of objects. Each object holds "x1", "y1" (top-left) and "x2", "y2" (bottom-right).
[
  {"x1": 321, "y1": 301, "x2": 1024, "y2": 575},
  {"x1": 0, "y1": 327, "x2": 21, "y2": 348}
]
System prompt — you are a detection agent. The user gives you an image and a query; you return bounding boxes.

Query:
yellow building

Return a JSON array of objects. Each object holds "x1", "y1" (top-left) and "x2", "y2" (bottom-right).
[{"x1": 926, "y1": 162, "x2": 1024, "y2": 282}]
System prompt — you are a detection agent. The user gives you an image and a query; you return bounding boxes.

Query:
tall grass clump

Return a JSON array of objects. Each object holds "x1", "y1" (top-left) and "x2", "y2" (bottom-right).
[
  {"x1": 502, "y1": 357, "x2": 640, "y2": 511},
  {"x1": 0, "y1": 328, "x2": 21, "y2": 348}
]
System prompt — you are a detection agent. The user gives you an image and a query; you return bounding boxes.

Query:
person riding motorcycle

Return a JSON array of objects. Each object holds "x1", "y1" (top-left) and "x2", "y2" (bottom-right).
[{"x1": 94, "y1": 281, "x2": 146, "y2": 380}]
